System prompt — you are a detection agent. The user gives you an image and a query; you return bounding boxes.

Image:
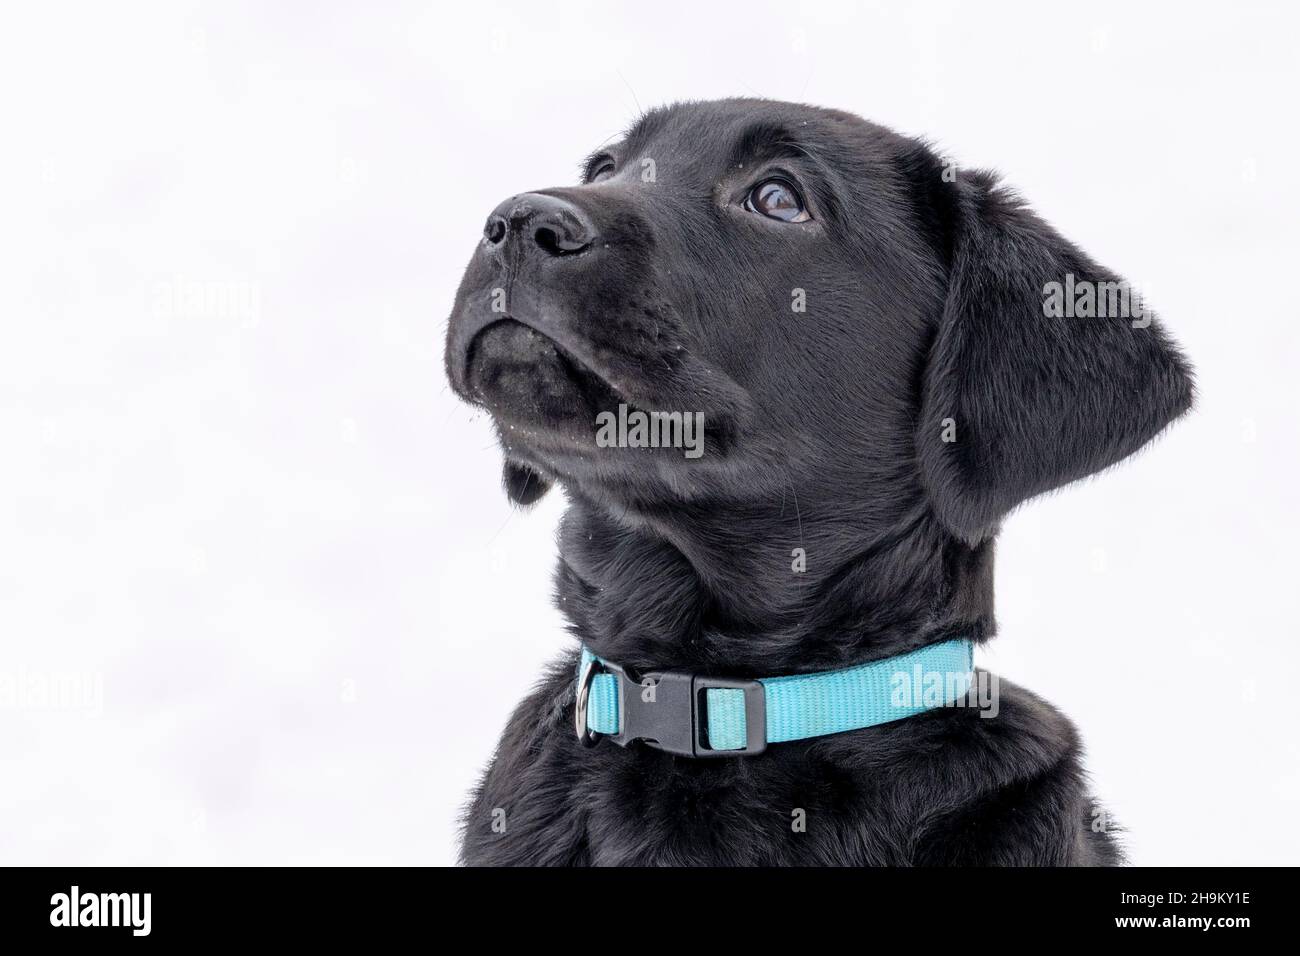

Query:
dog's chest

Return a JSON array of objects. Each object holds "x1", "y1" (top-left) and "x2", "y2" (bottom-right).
[{"x1": 572, "y1": 750, "x2": 915, "y2": 866}]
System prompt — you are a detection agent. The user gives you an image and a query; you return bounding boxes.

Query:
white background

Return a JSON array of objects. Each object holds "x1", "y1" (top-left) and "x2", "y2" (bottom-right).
[{"x1": 2, "y1": 1, "x2": 1297, "y2": 866}]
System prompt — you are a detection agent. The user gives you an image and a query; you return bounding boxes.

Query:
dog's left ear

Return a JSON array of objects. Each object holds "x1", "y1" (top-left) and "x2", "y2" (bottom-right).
[{"x1": 915, "y1": 169, "x2": 1194, "y2": 545}]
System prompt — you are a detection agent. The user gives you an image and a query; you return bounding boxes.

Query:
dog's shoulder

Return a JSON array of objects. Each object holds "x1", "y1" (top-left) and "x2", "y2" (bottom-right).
[
  {"x1": 824, "y1": 671, "x2": 1083, "y2": 790},
  {"x1": 892, "y1": 674, "x2": 1121, "y2": 865},
  {"x1": 938, "y1": 670, "x2": 1086, "y2": 787}
]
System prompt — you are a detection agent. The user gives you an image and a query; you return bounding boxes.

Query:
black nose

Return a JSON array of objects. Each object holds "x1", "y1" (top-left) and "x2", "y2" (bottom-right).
[{"x1": 483, "y1": 193, "x2": 595, "y2": 256}]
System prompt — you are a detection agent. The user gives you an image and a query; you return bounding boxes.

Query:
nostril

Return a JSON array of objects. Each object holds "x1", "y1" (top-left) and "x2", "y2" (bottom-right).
[
  {"x1": 534, "y1": 225, "x2": 589, "y2": 257},
  {"x1": 534, "y1": 227, "x2": 562, "y2": 256},
  {"x1": 484, "y1": 216, "x2": 507, "y2": 245}
]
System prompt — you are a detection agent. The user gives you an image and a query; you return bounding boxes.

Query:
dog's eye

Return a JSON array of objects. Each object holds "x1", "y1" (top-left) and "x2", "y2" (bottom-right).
[
  {"x1": 588, "y1": 160, "x2": 616, "y2": 184},
  {"x1": 744, "y1": 178, "x2": 810, "y2": 222}
]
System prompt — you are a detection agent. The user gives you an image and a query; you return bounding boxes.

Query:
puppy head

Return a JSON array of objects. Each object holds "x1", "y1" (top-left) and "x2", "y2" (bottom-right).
[{"x1": 445, "y1": 99, "x2": 1192, "y2": 546}]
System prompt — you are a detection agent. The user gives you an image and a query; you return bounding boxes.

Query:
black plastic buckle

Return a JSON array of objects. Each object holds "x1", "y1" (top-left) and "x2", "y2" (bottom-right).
[{"x1": 601, "y1": 661, "x2": 767, "y2": 757}]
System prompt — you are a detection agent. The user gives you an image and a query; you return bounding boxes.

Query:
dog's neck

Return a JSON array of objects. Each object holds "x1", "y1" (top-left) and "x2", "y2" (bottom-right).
[{"x1": 555, "y1": 495, "x2": 994, "y2": 675}]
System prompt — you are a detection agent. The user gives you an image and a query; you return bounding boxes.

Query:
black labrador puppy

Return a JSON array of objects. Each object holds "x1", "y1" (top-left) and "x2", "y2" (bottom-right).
[{"x1": 445, "y1": 99, "x2": 1192, "y2": 866}]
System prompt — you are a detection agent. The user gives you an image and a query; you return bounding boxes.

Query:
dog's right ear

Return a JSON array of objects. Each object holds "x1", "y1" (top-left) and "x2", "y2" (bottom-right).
[{"x1": 911, "y1": 164, "x2": 1194, "y2": 545}]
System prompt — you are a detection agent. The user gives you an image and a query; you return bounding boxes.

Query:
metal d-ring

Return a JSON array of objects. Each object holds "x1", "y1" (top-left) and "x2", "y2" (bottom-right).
[{"x1": 575, "y1": 658, "x2": 604, "y2": 747}]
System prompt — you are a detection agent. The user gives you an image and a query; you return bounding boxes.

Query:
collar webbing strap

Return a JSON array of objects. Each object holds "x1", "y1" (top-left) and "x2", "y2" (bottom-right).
[{"x1": 576, "y1": 637, "x2": 973, "y2": 758}]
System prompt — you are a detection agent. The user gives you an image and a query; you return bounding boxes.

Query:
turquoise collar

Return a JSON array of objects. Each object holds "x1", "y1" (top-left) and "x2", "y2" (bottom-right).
[{"x1": 575, "y1": 637, "x2": 974, "y2": 757}]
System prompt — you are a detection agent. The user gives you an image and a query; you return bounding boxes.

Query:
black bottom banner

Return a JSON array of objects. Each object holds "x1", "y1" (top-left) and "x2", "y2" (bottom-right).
[{"x1": 0, "y1": 865, "x2": 1284, "y2": 943}]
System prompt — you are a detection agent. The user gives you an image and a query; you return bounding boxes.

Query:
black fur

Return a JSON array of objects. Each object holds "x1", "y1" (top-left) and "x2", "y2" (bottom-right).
[{"x1": 444, "y1": 99, "x2": 1192, "y2": 866}]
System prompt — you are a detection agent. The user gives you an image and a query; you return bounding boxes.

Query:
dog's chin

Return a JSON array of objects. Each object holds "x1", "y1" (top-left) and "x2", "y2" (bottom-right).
[
  {"x1": 464, "y1": 318, "x2": 622, "y2": 445},
  {"x1": 465, "y1": 317, "x2": 650, "y2": 476},
  {"x1": 465, "y1": 318, "x2": 642, "y2": 507},
  {"x1": 464, "y1": 318, "x2": 729, "y2": 507}
]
